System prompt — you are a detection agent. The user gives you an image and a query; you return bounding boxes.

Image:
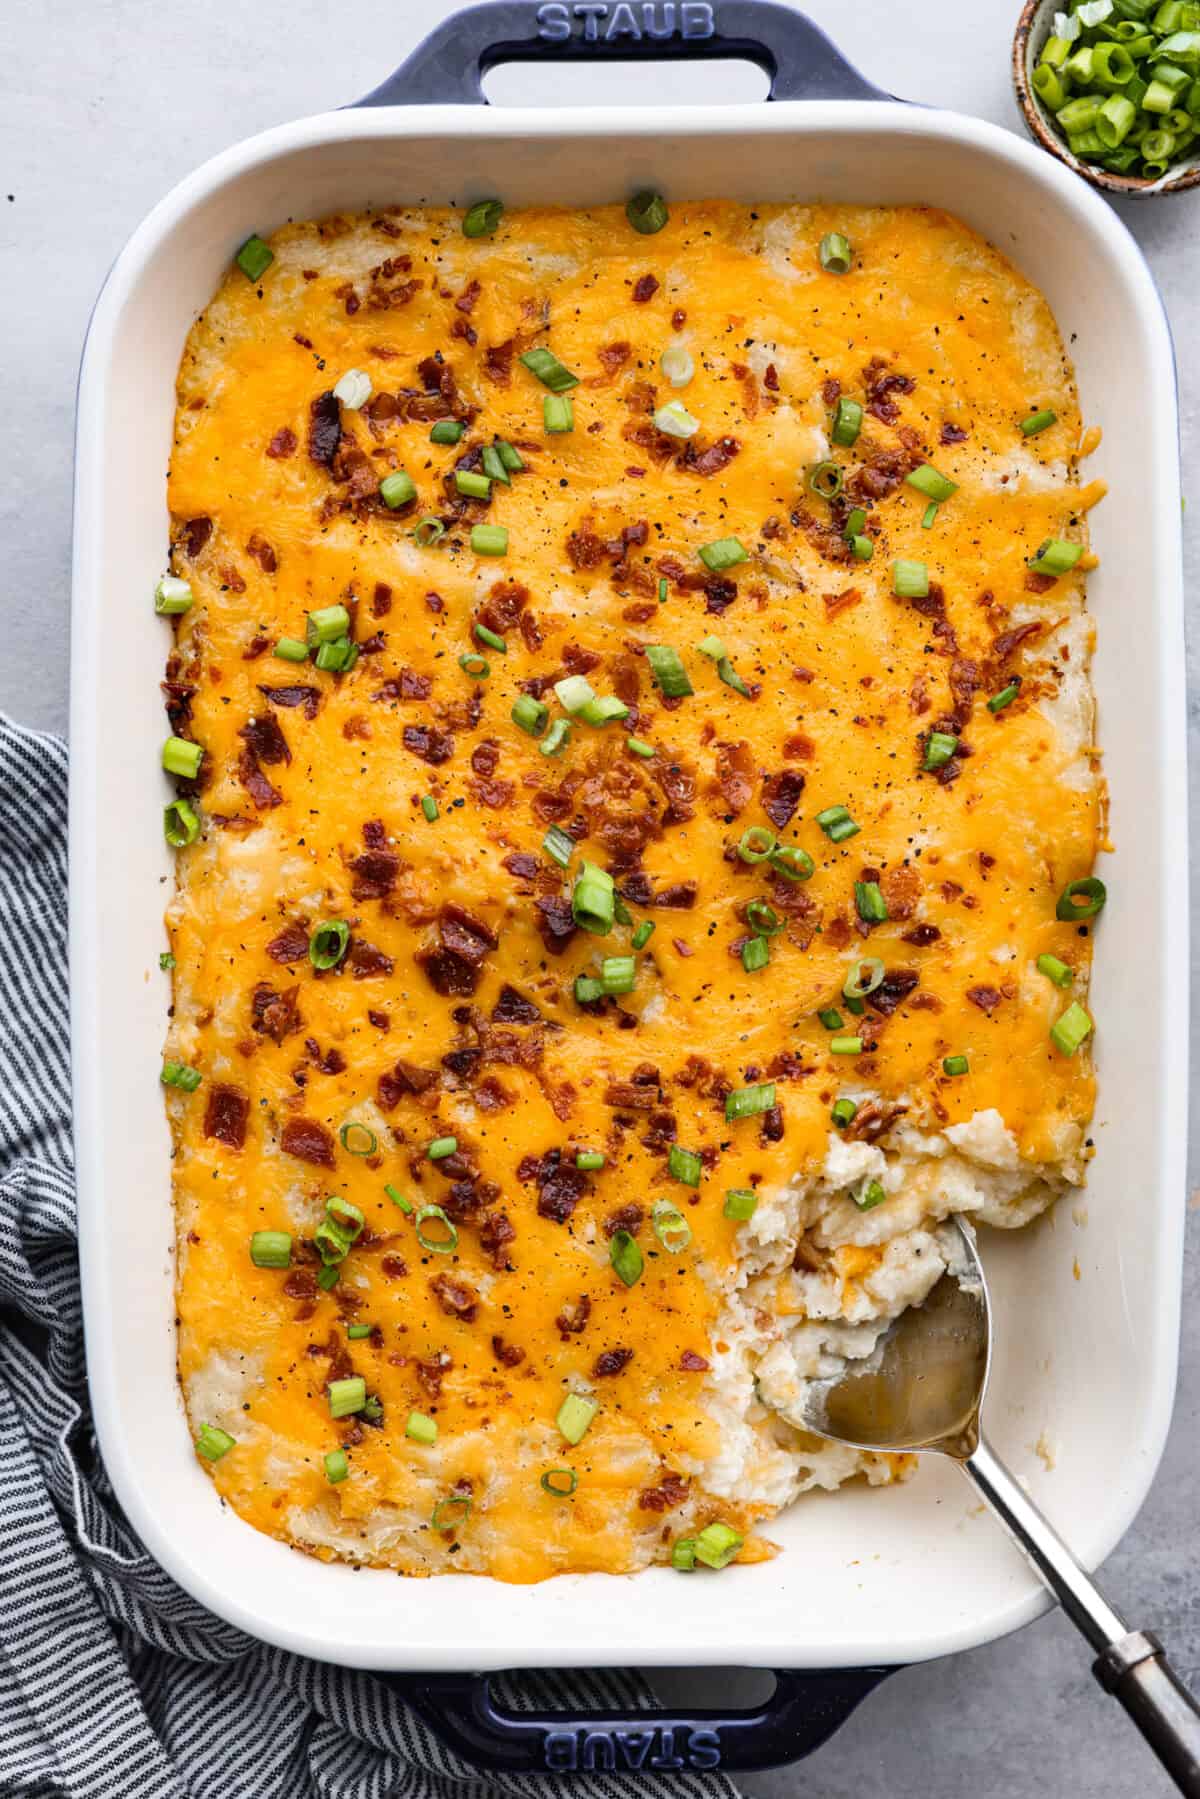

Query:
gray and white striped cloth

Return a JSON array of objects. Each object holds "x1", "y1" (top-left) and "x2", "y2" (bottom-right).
[{"x1": 0, "y1": 715, "x2": 739, "y2": 1799}]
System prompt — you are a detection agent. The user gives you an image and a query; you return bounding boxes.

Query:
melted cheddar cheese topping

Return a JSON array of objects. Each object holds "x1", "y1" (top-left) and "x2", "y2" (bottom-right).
[{"x1": 165, "y1": 202, "x2": 1100, "y2": 1582}]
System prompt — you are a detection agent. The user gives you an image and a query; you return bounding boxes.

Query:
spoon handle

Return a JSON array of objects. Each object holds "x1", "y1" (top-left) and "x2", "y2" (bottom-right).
[{"x1": 964, "y1": 1436, "x2": 1200, "y2": 1797}]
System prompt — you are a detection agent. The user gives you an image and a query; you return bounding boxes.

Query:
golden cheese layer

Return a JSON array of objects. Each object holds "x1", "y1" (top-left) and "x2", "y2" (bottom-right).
[{"x1": 164, "y1": 201, "x2": 1100, "y2": 1582}]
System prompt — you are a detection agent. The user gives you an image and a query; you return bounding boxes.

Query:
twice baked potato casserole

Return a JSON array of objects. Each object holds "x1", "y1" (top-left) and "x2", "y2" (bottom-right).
[{"x1": 159, "y1": 197, "x2": 1105, "y2": 1582}]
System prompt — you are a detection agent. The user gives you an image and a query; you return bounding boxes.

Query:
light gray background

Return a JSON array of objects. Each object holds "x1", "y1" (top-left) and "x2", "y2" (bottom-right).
[{"x1": 2, "y1": 2, "x2": 1196, "y2": 1793}]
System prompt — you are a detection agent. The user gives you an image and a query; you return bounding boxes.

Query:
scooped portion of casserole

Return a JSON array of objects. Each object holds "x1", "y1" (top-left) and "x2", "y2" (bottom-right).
[{"x1": 162, "y1": 200, "x2": 1103, "y2": 1581}]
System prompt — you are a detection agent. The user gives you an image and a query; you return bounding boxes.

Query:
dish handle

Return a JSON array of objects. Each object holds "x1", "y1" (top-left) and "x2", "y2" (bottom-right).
[
  {"x1": 381, "y1": 1666, "x2": 892, "y2": 1773},
  {"x1": 354, "y1": 0, "x2": 887, "y2": 108}
]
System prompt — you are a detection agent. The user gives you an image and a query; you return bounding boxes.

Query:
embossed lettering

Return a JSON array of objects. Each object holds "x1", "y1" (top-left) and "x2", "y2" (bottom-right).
[
  {"x1": 649, "y1": 1726, "x2": 685, "y2": 1770},
  {"x1": 573, "y1": 2, "x2": 608, "y2": 38},
  {"x1": 687, "y1": 1729, "x2": 723, "y2": 1770},
  {"x1": 537, "y1": 0, "x2": 572, "y2": 37},
  {"x1": 680, "y1": 0, "x2": 714, "y2": 35},
  {"x1": 544, "y1": 1731, "x2": 578, "y2": 1771},
  {"x1": 617, "y1": 1730, "x2": 655, "y2": 1769},
  {"x1": 641, "y1": 1, "x2": 677, "y2": 36},
  {"x1": 581, "y1": 1732, "x2": 617, "y2": 1771},
  {"x1": 605, "y1": 0, "x2": 642, "y2": 36}
]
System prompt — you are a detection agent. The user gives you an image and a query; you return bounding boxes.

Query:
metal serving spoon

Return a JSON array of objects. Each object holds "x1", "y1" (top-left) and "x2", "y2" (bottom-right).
[{"x1": 796, "y1": 1221, "x2": 1200, "y2": 1796}]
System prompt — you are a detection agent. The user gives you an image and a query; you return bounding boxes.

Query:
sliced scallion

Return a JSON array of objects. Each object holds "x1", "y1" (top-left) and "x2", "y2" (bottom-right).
[
  {"x1": 667, "y1": 1144, "x2": 702, "y2": 1188},
  {"x1": 725, "y1": 1082, "x2": 776, "y2": 1121},
  {"x1": 520, "y1": 346, "x2": 579, "y2": 392}
]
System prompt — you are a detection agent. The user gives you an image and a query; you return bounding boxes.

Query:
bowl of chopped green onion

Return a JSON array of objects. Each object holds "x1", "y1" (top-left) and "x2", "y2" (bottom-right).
[{"x1": 1014, "y1": 0, "x2": 1200, "y2": 193}]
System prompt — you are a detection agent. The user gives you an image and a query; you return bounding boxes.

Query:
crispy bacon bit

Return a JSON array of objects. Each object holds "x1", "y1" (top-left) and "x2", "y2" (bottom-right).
[
  {"x1": 492, "y1": 984, "x2": 541, "y2": 1024},
  {"x1": 251, "y1": 983, "x2": 301, "y2": 1045},
  {"x1": 556, "y1": 1294, "x2": 591, "y2": 1336},
  {"x1": 764, "y1": 363, "x2": 779, "y2": 392},
  {"x1": 430, "y1": 1272, "x2": 479, "y2": 1322},
  {"x1": 822, "y1": 376, "x2": 842, "y2": 405},
  {"x1": 761, "y1": 768, "x2": 805, "y2": 829},
  {"x1": 402, "y1": 724, "x2": 454, "y2": 765},
  {"x1": 381, "y1": 1254, "x2": 408, "y2": 1279},
  {"x1": 715, "y1": 740, "x2": 755, "y2": 815},
  {"x1": 638, "y1": 1470, "x2": 689, "y2": 1513},
  {"x1": 992, "y1": 621, "x2": 1044, "y2": 665},
  {"x1": 266, "y1": 921, "x2": 309, "y2": 964},
  {"x1": 843, "y1": 1098, "x2": 908, "y2": 1144},
  {"x1": 283, "y1": 1268, "x2": 316, "y2": 1300},
  {"x1": 236, "y1": 748, "x2": 282, "y2": 810},
  {"x1": 377, "y1": 1059, "x2": 438, "y2": 1111},
  {"x1": 456, "y1": 278, "x2": 481, "y2": 313},
  {"x1": 503, "y1": 851, "x2": 539, "y2": 884},
  {"x1": 349, "y1": 850, "x2": 400, "y2": 900},
  {"x1": 240, "y1": 713, "x2": 290, "y2": 765},
  {"x1": 1025, "y1": 570, "x2": 1057, "y2": 594},
  {"x1": 593, "y1": 1347, "x2": 633, "y2": 1377},
  {"x1": 940, "y1": 421, "x2": 969, "y2": 444},
  {"x1": 529, "y1": 1149, "x2": 588, "y2": 1224},
  {"x1": 603, "y1": 1080, "x2": 659, "y2": 1111},
  {"x1": 479, "y1": 1209, "x2": 516, "y2": 1269},
  {"x1": 280, "y1": 1116, "x2": 335, "y2": 1166},
  {"x1": 683, "y1": 436, "x2": 740, "y2": 477},
  {"x1": 534, "y1": 894, "x2": 577, "y2": 957},
  {"x1": 178, "y1": 517, "x2": 212, "y2": 559},
  {"x1": 902, "y1": 923, "x2": 941, "y2": 947},
  {"x1": 867, "y1": 969, "x2": 920, "y2": 1016},
  {"x1": 492, "y1": 1333, "x2": 525, "y2": 1367},
  {"x1": 603, "y1": 1203, "x2": 644, "y2": 1237},
  {"x1": 593, "y1": 341, "x2": 631, "y2": 382},
  {"x1": 266, "y1": 427, "x2": 297, "y2": 459},
  {"x1": 824, "y1": 586, "x2": 862, "y2": 621},
  {"x1": 347, "y1": 938, "x2": 394, "y2": 978},
  {"x1": 862, "y1": 356, "x2": 915, "y2": 424},
  {"x1": 372, "y1": 581, "x2": 393, "y2": 618},
  {"x1": 162, "y1": 680, "x2": 195, "y2": 737},
  {"x1": 483, "y1": 339, "x2": 513, "y2": 385},
  {"x1": 307, "y1": 391, "x2": 342, "y2": 467},
  {"x1": 417, "y1": 904, "x2": 498, "y2": 997},
  {"x1": 631, "y1": 273, "x2": 659, "y2": 303},
  {"x1": 246, "y1": 532, "x2": 277, "y2": 574},
  {"x1": 258, "y1": 683, "x2": 320, "y2": 719},
  {"x1": 761, "y1": 1104, "x2": 785, "y2": 1142},
  {"x1": 479, "y1": 580, "x2": 530, "y2": 635},
  {"x1": 680, "y1": 1350, "x2": 710, "y2": 1372},
  {"x1": 203, "y1": 1084, "x2": 247, "y2": 1149},
  {"x1": 967, "y1": 984, "x2": 1003, "y2": 1014},
  {"x1": 880, "y1": 863, "x2": 921, "y2": 921},
  {"x1": 415, "y1": 1354, "x2": 451, "y2": 1398}
]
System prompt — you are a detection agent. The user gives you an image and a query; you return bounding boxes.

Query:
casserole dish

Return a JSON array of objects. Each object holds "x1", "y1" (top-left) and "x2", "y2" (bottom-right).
[{"x1": 70, "y1": 0, "x2": 1188, "y2": 1772}]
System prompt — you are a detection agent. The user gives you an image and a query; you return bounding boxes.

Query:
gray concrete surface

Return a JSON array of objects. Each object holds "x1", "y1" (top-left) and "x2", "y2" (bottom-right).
[{"x1": 2, "y1": 2, "x2": 1196, "y2": 1791}]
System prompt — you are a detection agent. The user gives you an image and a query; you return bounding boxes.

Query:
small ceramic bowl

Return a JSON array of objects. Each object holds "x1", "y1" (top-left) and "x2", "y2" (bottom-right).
[{"x1": 1013, "y1": 0, "x2": 1200, "y2": 196}]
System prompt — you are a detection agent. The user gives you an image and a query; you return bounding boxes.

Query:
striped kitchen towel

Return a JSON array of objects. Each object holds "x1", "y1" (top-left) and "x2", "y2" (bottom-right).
[{"x1": 0, "y1": 715, "x2": 739, "y2": 1799}]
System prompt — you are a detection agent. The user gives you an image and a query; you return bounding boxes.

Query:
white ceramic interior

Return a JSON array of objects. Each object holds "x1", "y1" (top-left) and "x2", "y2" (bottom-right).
[{"x1": 70, "y1": 99, "x2": 1188, "y2": 1672}]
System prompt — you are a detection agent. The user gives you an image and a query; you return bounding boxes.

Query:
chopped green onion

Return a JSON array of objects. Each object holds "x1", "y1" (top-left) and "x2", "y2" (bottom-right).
[
  {"x1": 855, "y1": 1178, "x2": 886, "y2": 1212},
  {"x1": 654, "y1": 400, "x2": 700, "y2": 439},
  {"x1": 541, "y1": 718, "x2": 571, "y2": 757},
  {"x1": 426, "y1": 1137, "x2": 458, "y2": 1162},
  {"x1": 309, "y1": 920, "x2": 350, "y2": 969},
  {"x1": 578, "y1": 695, "x2": 630, "y2": 727},
  {"x1": 921, "y1": 501, "x2": 940, "y2": 530},
  {"x1": 600, "y1": 955, "x2": 637, "y2": 995},
  {"x1": 574, "y1": 975, "x2": 604, "y2": 1004},
  {"x1": 723, "y1": 1189, "x2": 758, "y2": 1221},
  {"x1": 576, "y1": 1150, "x2": 605, "y2": 1171},
  {"x1": 631, "y1": 920, "x2": 655, "y2": 951},
  {"x1": 474, "y1": 622, "x2": 506, "y2": 655},
  {"x1": 430, "y1": 419, "x2": 465, "y2": 444},
  {"x1": 893, "y1": 559, "x2": 929, "y2": 599},
  {"x1": 819, "y1": 232, "x2": 852, "y2": 274},
  {"x1": 544, "y1": 393, "x2": 574, "y2": 433},
  {"x1": 657, "y1": 577, "x2": 669, "y2": 603},
  {"x1": 554, "y1": 674, "x2": 596, "y2": 715},
  {"x1": 274, "y1": 637, "x2": 310, "y2": 662},
  {"x1": 406, "y1": 1410, "x2": 438, "y2": 1445},
  {"x1": 346, "y1": 1323, "x2": 372, "y2": 1340},
  {"x1": 458, "y1": 652, "x2": 489, "y2": 678},
  {"x1": 316, "y1": 1265, "x2": 339, "y2": 1291},
  {"x1": 324, "y1": 1449, "x2": 349, "y2": 1484},
  {"x1": 480, "y1": 445, "x2": 509, "y2": 487},
  {"x1": 1050, "y1": 1001, "x2": 1093, "y2": 1057},
  {"x1": 717, "y1": 657, "x2": 752, "y2": 697},
  {"x1": 1033, "y1": 61, "x2": 1071, "y2": 108},
  {"x1": 339, "y1": 1121, "x2": 377, "y2": 1157},
  {"x1": 645, "y1": 644, "x2": 693, "y2": 698},
  {"x1": 987, "y1": 680, "x2": 1021, "y2": 713},
  {"x1": 162, "y1": 736, "x2": 203, "y2": 780},
  {"x1": 844, "y1": 507, "x2": 867, "y2": 539},
  {"x1": 249, "y1": 1230, "x2": 292, "y2": 1269},
  {"x1": 520, "y1": 346, "x2": 579, "y2": 392},
  {"x1": 816, "y1": 804, "x2": 860, "y2": 843},
  {"x1": 1028, "y1": 538, "x2": 1083, "y2": 577},
  {"x1": 307, "y1": 604, "x2": 350, "y2": 647},
  {"x1": 196, "y1": 1424, "x2": 235, "y2": 1461},
  {"x1": 626, "y1": 190, "x2": 669, "y2": 234},
  {"x1": 573, "y1": 861, "x2": 616, "y2": 935},
  {"x1": 626, "y1": 736, "x2": 655, "y2": 759},
  {"x1": 610, "y1": 1227, "x2": 644, "y2": 1285},
  {"x1": 770, "y1": 844, "x2": 815, "y2": 882},
  {"x1": 164, "y1": 798, "x2": 200, "y2": 848},
  {"x1": 668, "y1": 1144, "x2": 703, "y2": 1188},
  {"x1": 541, "y1": 1467, "x2": 578, "y2": 1497},
  {"x1": 661, "y1": 344, "x2": 694, "y2": 387},
  {"x1": 431, "y1": 1494, "x2": 472, "y2": 1532},
  {"x1": 314, "y1": 637, "x2": 356, "y2": 674},
  {"x1": 543, "y1": 824, "x2": 575, "y2": 868},
  {"x1": 1021, "y1": 408, "x2": 1058, "y2": 436},
  {"x1": 556, "y1": 1392, "x2": 599, "y2": 1444},
  {"x1": 328, "y1": 1377, "x2": 366, "y2": 1419},
  {"x1": 831, "y1": 1097, "x2": 858, "y2": 1128},
  {"x1": 922, "y1": 730, "x2": 959, "y2": 772},
  {"x1": 385, "y1": 1184, "x2": 414, "y2": 1215},
  {"x1": 808, "y1": 461, "x2": 844, "y2": 501},
  {"x1": 906, "y1": 464, "x2": 958, "y2": 503},
  {"x1": 415, "y1": 1203, "x2": 458, "y2": 1253},
  {"x1": 1056, "y1": 876, "x2": 1107, "y2": 922},
  {"x1": 471, "y1": 524, "x2": 508, "y2": 557},
  {"x1": 843, "y1": 956, "x2": 884, "y2": 999},
  {"x1": 850, "y1": 535, "x2": 874, "y2": 562},
  {"x1": 155, "y1": 574, "x2": 193, "y2": 615},
  {"x1": 421, "y1": 794, "x2": 439, "y2": 822},
  {"x1": 235, "y1": 234, "x2": 273, "y2": 281},
  {"x1": 161, "y1": 1059, "x2": 202, "y2": 1092},
  {"x1": 854, "y1": 881, "x2": 888, "y2": 923},
  {"x1": 943, "y1": 1054, "x2": 969, "y2": 1077},
  {"x1": 463, "y1": 199, "x2": 503, "y2": 238},
  {"x1": 745, "y1": 899, "x2": 783, "y2": 937},
  {"x1": 831, "y1": 397, "x2": 863, "y2": 446},
  {"x1": 737, "y1": 825, "x2": 776, "y2": 864},
  {"x1": 159, "y1": 952, "x2": 175, "y2": 971},
  {"x1": 698, "y1": 536, "x2": 748, "y2": 572},
  {"x1": 694, "y1": 1521, "x2": 743, "y2": 1568},
  {"x1": 742, "y1": 935, "x2": 770, "y2": 973},
  {"x1": 725, "y1": 1082, "x2": 776, "y2": 1121},
  {"x1": 455, "y1": 469, "x2": 491, "y2": 500},
  {"x1": 652, "y1": 1199, "x2": 692, "y2": 1253},
  {"x1": 497, "y1": 436, "x2": 525, "y2": 471},
  {"x1": 379, "y1": 471, "x2": 416, "y2": 509},
  {"x1": 1037, "y1": 952, "x2": 1074, "y2": 988},
  {"x1": 672, "y1": 1538, "x2": 697, "y2": 1571},
  {"x1": 818, "y1": 1008, "x2": 844, "y2": 1030}
]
